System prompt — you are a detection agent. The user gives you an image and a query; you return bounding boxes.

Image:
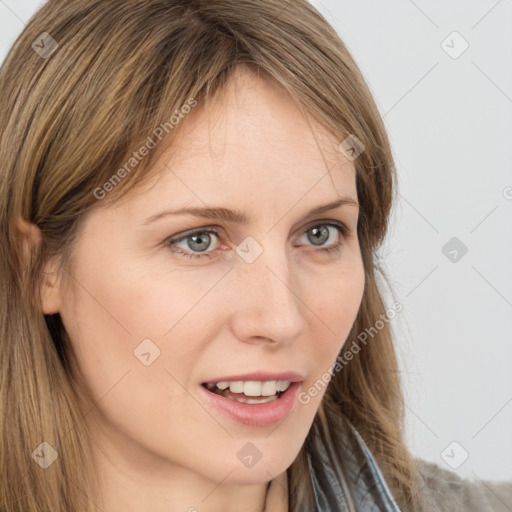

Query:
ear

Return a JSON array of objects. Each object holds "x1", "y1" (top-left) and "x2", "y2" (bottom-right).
[{"x1": 15, "y1": 217, "x2": 63, "y2": 314}]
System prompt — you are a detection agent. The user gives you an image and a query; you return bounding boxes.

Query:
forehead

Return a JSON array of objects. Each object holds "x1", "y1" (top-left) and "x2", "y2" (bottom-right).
[
  {"x1": 108, "y1": 69, "x2": 357, "y2": 224},
  {"x1": 155, "y1": 72, "x2": 351, "y2": 182}
]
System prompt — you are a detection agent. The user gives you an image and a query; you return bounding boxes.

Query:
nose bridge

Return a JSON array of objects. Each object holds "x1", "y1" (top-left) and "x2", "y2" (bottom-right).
[{"x1": 230, "y1": 234, "x2": 306, "y2": 343}]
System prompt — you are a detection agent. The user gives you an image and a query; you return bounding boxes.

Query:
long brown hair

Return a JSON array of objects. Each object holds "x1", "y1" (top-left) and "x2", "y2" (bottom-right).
[{"x1": 0, "y1": 0, "x2": 421, "y2": 510}]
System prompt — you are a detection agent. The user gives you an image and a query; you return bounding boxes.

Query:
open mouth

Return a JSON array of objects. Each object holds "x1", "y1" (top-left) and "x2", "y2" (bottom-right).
[
  {"x1": 199, "y1": 379, "x2": 303, "y2": 426},
  {"x1": 201, "y1": 381, "x2": 290, "y2": 405}
]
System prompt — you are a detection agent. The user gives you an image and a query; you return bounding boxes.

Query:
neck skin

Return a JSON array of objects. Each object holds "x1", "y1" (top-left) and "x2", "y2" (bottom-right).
[{"x1": 85, "y1": 417, "x2": 289, "y2": 512}]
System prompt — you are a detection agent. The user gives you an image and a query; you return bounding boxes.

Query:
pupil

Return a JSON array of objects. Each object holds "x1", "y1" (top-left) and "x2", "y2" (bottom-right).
[
  {"x1": 309, "y1": 225, "x2": 329, "y2": 245},
  {"x1": 189, "y1": 233, "x2": 210, "y2": 252}
]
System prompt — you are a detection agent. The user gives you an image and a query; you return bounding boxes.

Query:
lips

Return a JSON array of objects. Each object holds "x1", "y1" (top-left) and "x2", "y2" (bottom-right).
[{"x1": 198, "y1": 371, "x2": 304, "y2": 427}]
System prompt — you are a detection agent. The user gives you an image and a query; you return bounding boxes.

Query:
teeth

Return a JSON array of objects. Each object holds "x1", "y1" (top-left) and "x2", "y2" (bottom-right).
[
  {"x1": 213, "y1": 380, "x2": 291, "y2": 396},
  {"x1": 229, "y1": 381, "x2": 244, "y2": 393},
  {"x1": 277, "y1": 380, "x2": 290, "y2": 392},
  {"x1": 261, "y1": 381, "x2": 277, "y2": 396},
  {"x1": 243, "y1": 381, "x2": 261, "y2": 396}
]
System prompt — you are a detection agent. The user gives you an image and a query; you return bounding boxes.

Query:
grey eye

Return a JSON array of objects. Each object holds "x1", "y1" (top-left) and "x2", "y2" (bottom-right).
[
  {"x1": 306, "y1": 225, "x2": 331, "y2": 246},
  {"x1": 170, "y1": 229, "x2": 221, "y2": 254}
]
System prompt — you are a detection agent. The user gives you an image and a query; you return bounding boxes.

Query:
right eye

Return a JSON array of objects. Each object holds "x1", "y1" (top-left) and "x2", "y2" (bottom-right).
[{"x1": 166, "y1": 228, "x2": 222, "y2": 259}]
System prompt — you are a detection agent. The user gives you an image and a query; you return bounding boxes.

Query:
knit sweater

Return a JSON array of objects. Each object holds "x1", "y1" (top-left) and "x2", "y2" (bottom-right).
[{"x1": 413, "y1": 458, "x2": 512, "y2": 512}]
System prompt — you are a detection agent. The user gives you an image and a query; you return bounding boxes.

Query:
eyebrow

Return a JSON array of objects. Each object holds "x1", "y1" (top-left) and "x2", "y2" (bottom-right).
[{"x1": 144, "y1": 197, "x2": 359, "y2": 225}]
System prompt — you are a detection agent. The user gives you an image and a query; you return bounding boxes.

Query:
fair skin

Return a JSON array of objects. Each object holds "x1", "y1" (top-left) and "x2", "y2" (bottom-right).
[{"x1": 38, "y1": 67, "x2": 365, "y2": 512}]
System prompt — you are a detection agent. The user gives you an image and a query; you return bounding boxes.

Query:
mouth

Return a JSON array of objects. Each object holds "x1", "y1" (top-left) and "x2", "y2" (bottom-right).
[{"x1": 198, "y1": 378, "x2": 303, "y2": 427}]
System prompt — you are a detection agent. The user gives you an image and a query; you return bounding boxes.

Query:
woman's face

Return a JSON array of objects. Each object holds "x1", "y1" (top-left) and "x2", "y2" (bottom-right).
[{"x1": 44, "y1": 68, "x2": 365, "y2": 485}]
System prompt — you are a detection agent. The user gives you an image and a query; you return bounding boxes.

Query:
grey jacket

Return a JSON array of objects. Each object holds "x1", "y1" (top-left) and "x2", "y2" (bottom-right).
[{"x1": 308, "y1": 420, "x2": 512, "y2": 511}]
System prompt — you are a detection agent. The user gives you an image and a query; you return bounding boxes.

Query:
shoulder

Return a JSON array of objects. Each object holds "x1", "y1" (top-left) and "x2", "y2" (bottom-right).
[{"x1": 412, "y1": 458, "x2": 512, "y2": 512}]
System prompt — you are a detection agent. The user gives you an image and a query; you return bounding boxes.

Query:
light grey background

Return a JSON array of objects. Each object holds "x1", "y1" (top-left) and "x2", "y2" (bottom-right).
[{"x1": 1, "y1": 0, "x2": 511, "y2": 482}]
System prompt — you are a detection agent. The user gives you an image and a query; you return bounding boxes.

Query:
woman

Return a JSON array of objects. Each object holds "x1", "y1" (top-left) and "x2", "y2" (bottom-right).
[{"x1": 0, "y1": 1, "x2": 510, "y2": 511}]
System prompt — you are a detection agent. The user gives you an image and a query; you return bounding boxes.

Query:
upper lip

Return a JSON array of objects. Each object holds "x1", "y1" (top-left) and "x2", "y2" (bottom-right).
[{"x1": 201, "y1": 371, "x2": 305, "y2": 384}]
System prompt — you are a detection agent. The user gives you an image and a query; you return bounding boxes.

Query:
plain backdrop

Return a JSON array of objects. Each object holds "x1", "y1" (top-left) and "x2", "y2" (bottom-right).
[{"x1": 1, "y1": 0, "x2": 511, "y2": 482}]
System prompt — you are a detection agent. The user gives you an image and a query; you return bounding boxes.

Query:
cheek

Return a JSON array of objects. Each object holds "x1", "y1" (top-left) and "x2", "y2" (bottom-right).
[
  {"x1": 58, "y1": 255, "x2": 228, "y2": 427},
  {"x1": 300, "y1": 260, "x2": 365, "y2": 404},
  {"x1": 311, "y1": 254, "x2": 365, "y2": 337},
  {"x1": 59, "y1": 271, "x2": 228, "y2": 475}
]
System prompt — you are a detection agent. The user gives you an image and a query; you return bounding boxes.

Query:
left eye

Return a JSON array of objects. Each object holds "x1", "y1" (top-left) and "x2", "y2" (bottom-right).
[{"x1": 166, "y1": 222, "x2": 348, "y2": 260}]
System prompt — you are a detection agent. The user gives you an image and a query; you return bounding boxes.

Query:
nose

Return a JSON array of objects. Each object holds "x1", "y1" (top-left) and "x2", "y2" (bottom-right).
[{"x1": 229, "y1": 242, "x2": 307, "y2": 347}]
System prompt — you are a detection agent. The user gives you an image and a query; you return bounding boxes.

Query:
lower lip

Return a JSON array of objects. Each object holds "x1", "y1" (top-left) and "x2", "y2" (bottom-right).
[{"x1": 198, "y1": 382, "x2": 302, "y2": 427}]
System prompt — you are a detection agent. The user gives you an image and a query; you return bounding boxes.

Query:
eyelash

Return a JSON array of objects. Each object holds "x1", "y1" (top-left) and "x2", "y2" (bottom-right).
[{"x1": 165, "y1": 222, "x2": 349, "y2": 260}]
